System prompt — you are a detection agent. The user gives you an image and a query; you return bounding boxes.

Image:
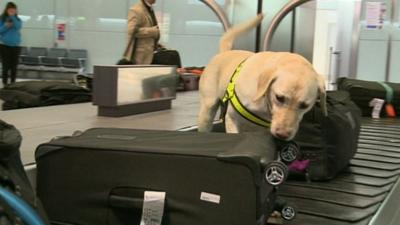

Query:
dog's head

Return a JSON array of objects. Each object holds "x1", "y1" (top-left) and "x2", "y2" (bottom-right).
[{"x1": 253, "y1": 56, "x2": 327, "y2": 141}]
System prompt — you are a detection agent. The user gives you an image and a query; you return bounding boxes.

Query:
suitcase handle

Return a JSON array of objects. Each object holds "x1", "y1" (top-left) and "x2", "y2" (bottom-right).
[{"x1": 109, "y1": 194, "x2": 143, "y2": 210}]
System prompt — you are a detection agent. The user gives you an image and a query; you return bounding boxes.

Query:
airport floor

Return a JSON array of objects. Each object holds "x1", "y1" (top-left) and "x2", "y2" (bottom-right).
[{"x1": 0, "y1": 91, "x2": 201, "y2": 164}]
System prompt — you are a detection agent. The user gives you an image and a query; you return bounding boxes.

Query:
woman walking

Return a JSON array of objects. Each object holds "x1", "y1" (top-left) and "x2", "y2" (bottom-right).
[{"x1": 0, "y1": 2, "x2": 22, "y2": 86}]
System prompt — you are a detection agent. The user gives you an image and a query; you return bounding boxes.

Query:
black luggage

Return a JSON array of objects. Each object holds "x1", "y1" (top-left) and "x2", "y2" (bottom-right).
[
  {"x1": 0, "y1": 120, "x2": 49, "y2": 225},
  {"x1": 0, "y1": 81, "x2": 91, "y2": 110},
  {"x1": 36, "y1": 129, "x2": 282, "y2": 225},
  {"x1": 152, "y1": 49, "x2": 182, "y2": 68},
  {"x1": 292, "y1": 91, "x2": 362, "y2": 180},
  {"x1": 337, "y1": 77, "x2": 400, "y2": 117}
]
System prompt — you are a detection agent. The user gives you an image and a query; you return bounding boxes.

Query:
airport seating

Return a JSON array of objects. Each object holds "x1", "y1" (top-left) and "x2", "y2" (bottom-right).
[
  {"x1": 19, "y1": 47, "x2": 88, "y2": 73},
  {"x1": 20, "y1": 47, "x2": 47, "y2": 67},
  {"x1": 41, "y1": 48, "x2": 68, "y2": 67},
  {"x1": 20, "y1": 46, "x2": 29, "y2": 57},
  {"x1": 61, "y1": 49, "x2": 87, "y2": 72}
]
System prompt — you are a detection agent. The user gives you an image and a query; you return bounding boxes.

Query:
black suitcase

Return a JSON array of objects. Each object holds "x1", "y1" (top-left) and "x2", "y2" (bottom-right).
[
  {"x1": 0, "y1": 120, "x2": 49, "y2": 225},
  {"x1": 292, "y1": 91, "x2": 362, "y2": 180},
  {"x1": 152, "y1": 49, "x2": 182, "y2": 68},
  {"x1": 337, "y1": 77, "x2": 400, "y2": 117},
  {"x1": 36, "y1": 129, "x2": 283, "y2": 225},
  {"x1": 0, "y1": 81, "x2": 91, "y2": 110}
]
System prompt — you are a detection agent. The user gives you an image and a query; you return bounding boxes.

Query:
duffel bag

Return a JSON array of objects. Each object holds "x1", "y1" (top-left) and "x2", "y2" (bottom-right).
[
  {"x1": 337, "y1": 77, "x2": 400, "y2": 117},
  {"x1": 152, "y1": 49, "x2": 182, "y2": 68},
  {"x1": 0, "y1": 120, "x2": 49, "y2": 225},
  {"x1": 36, "y1": 129, "x2": 284, "y2": 225},
  {"x1": 292, "y1": 91, "x2": 362, "y2": 180}
]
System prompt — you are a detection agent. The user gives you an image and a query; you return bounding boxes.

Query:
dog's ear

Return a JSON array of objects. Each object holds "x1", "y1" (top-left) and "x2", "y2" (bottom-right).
[
  {"x1": 253, "y1": 69, "x2": 277, "y2": 102},
  {"x1": 317, "y1": 74, "x2": 328, "y2": 116}
]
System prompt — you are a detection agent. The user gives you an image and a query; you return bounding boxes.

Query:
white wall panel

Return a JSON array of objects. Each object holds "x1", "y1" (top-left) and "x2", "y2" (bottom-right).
[
  {"x1": 357, "y1": 39, "x2": 389, "y2": 81},
  {"x1": 154, "y1": 0, "x2": 224, "y2": 67},
  {"x1": 294, "y1": 2, "x2": 316, "y2": 62},
  {"x1": 389, "y1": 26, "x2": 400, "y2": 82},
  {"x1": 159, "y1": 0, "x2": 224, "y2": 36},
  {"x1": 261, "y1": 0, "x2": 293, "y2": 52},
  {"x1": 69, "y1": 0, "x2": 128, "y2": 32},
  {"x1": 167, "y1": 34, "x2": 221, "y2": 66},
  {"x1": 20, "y1": 28, "x2": 54, "y2": 47},
  {"x1": 69, "y1": 31, "x2": 126, "y2": 69},
  {"x1": 389, "y1": 41, "x2": 400, "y2": 82},
  {"x1": 230, "y1": 0, "x2": 257, "y2": 51}
]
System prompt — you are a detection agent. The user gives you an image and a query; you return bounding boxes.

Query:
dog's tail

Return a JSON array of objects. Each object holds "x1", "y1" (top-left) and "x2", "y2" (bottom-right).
[{"x1": 219, "y1": 14, "x2": 264, "y2": 53}]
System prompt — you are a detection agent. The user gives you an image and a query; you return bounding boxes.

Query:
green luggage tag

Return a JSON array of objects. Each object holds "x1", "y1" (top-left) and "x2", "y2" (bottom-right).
[{"x1": 378, "y1": 82, "x2": 397, "y2": 118}]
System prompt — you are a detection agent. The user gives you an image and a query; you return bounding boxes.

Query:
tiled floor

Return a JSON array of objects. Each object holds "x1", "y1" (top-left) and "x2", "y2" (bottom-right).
[{"x1": 0, "y1": 91, "x2": 201, "y2": 164}]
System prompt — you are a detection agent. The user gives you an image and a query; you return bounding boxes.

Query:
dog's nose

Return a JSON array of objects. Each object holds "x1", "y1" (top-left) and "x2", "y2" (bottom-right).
[{"x1": 275, "y1": 131, "x2": 290, "y2": 140}]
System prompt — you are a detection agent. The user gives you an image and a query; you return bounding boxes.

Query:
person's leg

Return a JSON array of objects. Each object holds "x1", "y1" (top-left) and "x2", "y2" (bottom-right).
[
  {"x1": 10, "y1": 46, "x2": 20, "y2": 84},
  {"x1": 1, "y1": 45, "x2": 10, "y2": 85}
]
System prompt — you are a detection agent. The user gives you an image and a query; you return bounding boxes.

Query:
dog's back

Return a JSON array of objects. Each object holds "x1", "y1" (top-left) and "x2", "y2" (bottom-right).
[{"x1": 198, "y1": 15, "x2": 264, "y2": 132}]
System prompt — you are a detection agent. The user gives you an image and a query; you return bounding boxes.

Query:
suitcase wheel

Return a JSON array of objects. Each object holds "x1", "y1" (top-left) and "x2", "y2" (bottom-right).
[
  {"x1": 265, "y1": 162, "x2": 288, "y2": 186},
  {"x1": 281, "y1": 205, "x2": 297, "y2": 221},
  {"x1": 279, "y1": 141, "x2": 300, "y2": 164}
]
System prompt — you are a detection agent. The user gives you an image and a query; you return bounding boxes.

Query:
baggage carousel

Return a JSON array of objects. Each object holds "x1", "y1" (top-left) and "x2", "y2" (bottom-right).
[
  {"x1": 23, "y1": 118, "x2": 400, "y2": 225},
  {"x1": 281, "y1": 118, "x2": 400, "y2": 225}
]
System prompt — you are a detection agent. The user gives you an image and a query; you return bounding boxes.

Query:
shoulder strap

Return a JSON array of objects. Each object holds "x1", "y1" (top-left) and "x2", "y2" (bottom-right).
[
  {"x1": 377, "y1": 82, "x2": 394, "y2": 103},
  {"x1": 123, "y1": 34, "x2": 137, "y2": 61}
]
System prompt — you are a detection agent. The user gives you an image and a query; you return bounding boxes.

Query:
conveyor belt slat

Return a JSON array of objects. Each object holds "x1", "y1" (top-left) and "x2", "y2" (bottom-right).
[
  {"x1": 357, "y1": 149, "x2": 400, "y2": 158},
  {"x1": 358, "y1": 144, "x2": 400, "y2": 153},
  {"x1": 283, "y1": 197, "x2": 379, "y2": 222},
  {"x1": 286, "y1": 181, "x2": 391, "y2": 197},
  {"x1": 335, "y1": 174, "x2": 398, "y2": 187},
  {"x1": 346, "y1": 166, "x2": 400, "y2": 178},
  {"x1": 280, "y1": 185, "x2": 385, "y2": 208},
  {"x1": 285, "y1": 214, "x2": 371, "y2": 225},
  {"x1": 358, "y1": 139, "x2": 400, "y2": 148},
  {"x1": 279, "y1": 119, "x2": 400, "y2": 225},
  {"x1": 350, "y1": 159, "x2": 400, "y2": 170},
  {"x1": 354, "y1": 153, "x2": 400, "y2": 163}
]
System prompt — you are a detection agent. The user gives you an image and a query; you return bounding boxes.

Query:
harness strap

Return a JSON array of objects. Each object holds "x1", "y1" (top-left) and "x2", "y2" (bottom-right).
[
  {"x1": 222, "y1": 61, "x2": 245, "y2": 103},
  {"x1": 378, "y1": 82, "x2": 394, "y2": 103},
  {"x1": 222, "y1": 60, "x2": 271, "y2": 128}
]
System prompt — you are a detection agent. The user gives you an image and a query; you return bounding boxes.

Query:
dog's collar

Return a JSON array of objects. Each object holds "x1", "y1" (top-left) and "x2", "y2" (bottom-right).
[{"x1": 222, "y1": 60, "x2": 271, "y2": 128}]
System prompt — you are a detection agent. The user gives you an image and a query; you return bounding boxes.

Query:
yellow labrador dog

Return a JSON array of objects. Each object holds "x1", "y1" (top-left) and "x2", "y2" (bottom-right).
[{"x1": 198, "y1": 15, "x2": 327, "y2": 141}]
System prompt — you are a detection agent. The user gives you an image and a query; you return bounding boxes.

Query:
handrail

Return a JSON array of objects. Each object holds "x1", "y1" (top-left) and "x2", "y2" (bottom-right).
[
  {"x1": 263, "y1": 0, "x2": 312, "y2": 51},
  {"x1": 199, "y1": 0, "x2": 231, "y2": 31}
]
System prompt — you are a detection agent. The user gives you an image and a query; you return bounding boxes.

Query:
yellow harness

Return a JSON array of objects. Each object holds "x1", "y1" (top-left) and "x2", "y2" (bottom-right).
[{"x1": 222, "y1": 60, "x2": 271, "y2": 128}]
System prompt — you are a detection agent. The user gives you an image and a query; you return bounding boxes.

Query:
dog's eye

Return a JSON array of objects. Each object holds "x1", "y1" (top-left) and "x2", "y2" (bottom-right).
[
  {"x1": 299, "y1": 102, "x2": 309, "y2": 109},
  {"x1": 276, "y1": 95, "x2": 286, "y2": 104}
]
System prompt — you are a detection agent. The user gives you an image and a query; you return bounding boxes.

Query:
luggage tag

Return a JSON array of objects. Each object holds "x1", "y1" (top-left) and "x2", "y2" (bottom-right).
[
  {"x1": 386, "y1": 104, "x2": 397, "y2": 118},
  {"x1": 369, "y1": 98, "x2": 385, "y2": 119},
  {"x1": 378, "y1": 82, "x2": 397, "y2": 118},
  {"x1": 140, "y1": 191, "x2": 166, "y2": 225}
]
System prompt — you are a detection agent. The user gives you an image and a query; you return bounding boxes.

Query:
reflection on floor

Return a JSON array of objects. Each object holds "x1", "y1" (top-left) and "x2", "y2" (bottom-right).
[{"x1": 0, "y1": 91, "x2": 200, "y2": 164}]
